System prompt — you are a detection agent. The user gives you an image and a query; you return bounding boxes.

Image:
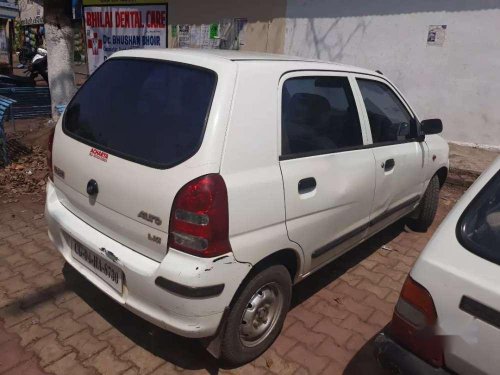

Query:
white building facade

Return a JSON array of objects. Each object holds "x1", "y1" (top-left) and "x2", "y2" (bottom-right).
[{"x1": 284, "y1": 0, "x2": 500, "y2": 148}]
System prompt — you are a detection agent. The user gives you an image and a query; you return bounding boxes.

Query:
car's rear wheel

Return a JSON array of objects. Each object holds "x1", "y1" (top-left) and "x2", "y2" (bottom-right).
[
  {"x1": 220, "y1": 265, "x2": 291, "y2": 366},
  {"x1": 409, "y1": 175, "x2": 440, "y2": 231}
]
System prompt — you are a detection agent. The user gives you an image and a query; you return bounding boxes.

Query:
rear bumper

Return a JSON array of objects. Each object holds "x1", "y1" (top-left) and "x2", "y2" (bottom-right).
[
  {"x1": 374, "y1": 333, "x2": 450, "y2": 375},
  {"x1": 45, "y1": 180, "x2": 252, "y2": 338}
]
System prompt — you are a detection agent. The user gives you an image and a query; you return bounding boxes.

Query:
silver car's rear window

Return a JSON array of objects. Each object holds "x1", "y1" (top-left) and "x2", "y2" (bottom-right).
[
  {"x1": 63, "y1": 58, "x2": 217, "y2": 169},
  {"x1": 458, "y1": 170, "x2": 500, "y2": 264}
]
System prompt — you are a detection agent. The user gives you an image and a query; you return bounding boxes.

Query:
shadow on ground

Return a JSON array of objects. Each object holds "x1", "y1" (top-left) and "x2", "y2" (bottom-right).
[
  {"x1": 63, "y1": 263, "x2": 222, "y2": 374},
  {"x1": 292, "y1": 219, "x2": 407, "y2": 308},
  {"x1": 344, "y1": 333, "x2": 392, "y2": 375},
  {"x1": 62, "y1": 218, "x2": 408, "y2": 373}
]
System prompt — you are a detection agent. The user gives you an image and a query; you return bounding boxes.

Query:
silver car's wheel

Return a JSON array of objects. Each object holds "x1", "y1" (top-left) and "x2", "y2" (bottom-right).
[
  {"x1": 409, "y1": 175, "x2": 440, "y2": 231},
  {"x1": 220, "y1": 265, "x2": 291, "y2": 366},
  {"x1": 239, "y1": 282, "x2": 284, "y2": 347}
]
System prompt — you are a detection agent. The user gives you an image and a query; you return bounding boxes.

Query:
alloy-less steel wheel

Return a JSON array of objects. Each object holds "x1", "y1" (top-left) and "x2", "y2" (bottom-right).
[
  {"x1": 220, "y1": 265, "x2": 291, "y2": 366},
  {"x1": 239, "y1": 282, "x2": 285, "y2": 348}
]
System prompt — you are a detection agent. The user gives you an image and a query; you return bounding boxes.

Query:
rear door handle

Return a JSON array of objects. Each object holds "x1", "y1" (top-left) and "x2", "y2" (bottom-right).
[
  {"x1": 298, "y1": 177, "x2": 316, "y2": 194},
  {"x1": 383, "y1": 158, "x2": 395, "y2": 171}
]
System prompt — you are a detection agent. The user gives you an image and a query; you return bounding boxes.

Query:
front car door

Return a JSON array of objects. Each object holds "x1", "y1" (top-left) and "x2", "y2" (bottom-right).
[
  {"x1": 279, "y1": 72, "x2": 376, "y2": 272},
  {"x1": 353, "y1": 76, "x2": 426, "y2": 234}
]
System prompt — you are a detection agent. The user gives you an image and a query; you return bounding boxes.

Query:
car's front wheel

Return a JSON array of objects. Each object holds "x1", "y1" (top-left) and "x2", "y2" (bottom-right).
[
  {"x1": 220, "y1": 265, "x2": 292, "y2": 366},
  {"x1": 409, "y1": 174, "x2": 440, "y2": 231}
]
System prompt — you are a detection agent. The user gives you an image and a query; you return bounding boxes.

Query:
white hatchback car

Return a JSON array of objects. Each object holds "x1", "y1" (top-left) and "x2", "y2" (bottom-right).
[
  {"x1": 376, "y1": 157, "x2": 500, "y2": 375},
  {"x1": 45, "y1": 49, "x2": 448, "y2": 365}
]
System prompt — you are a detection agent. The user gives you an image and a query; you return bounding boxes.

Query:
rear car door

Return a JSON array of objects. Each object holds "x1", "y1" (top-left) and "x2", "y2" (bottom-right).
[
  {"x1": 279, "y1": 72, "x2": 376, "y2": 272},
  {"x1": 354, "y1": 76, "x2": 426, "y2": 232}
]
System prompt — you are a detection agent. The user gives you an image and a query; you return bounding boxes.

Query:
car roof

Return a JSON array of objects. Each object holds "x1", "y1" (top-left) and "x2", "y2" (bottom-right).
[{"x1": 111, "y1": 48, "x2": 380, "y2": 76}]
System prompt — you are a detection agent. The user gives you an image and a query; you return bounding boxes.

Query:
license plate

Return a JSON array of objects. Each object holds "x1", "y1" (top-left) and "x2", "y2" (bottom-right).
[{"x1": 69, "y1": 237, "x2": 123, "y2": 294}]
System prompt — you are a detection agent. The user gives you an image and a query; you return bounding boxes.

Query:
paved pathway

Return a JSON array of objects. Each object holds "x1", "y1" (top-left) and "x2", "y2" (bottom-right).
[{"x1": 0, "y1": 185, "x2": 464, "y2": 374}]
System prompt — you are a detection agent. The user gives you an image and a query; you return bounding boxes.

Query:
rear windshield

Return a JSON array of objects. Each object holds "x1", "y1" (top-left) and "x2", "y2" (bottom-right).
[
  {"x1": 458, "y1": 170, "x2": 500, "y2": 265},
  {"x1": 63, "y1": 58, "x2": 217, "y2": 168}
]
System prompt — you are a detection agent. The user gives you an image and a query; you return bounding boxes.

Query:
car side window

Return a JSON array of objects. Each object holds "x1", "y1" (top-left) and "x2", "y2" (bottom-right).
[
  {"x1": 458, "y1": 170, "x2": 500, "y2": 265},
  {"x1": 357, "y1": 79, "x2": 414, "y2": 144},
  {"x1": 282, "y1": 76, "x2": 363, "y2": 156}
]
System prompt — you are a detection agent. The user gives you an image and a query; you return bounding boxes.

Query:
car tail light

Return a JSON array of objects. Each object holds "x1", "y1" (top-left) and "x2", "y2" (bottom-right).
[
  {"x1": 389, "y1": 276, "x2": 444, "y2": 367},
  {"x1": 168, "y1": 174, "x2": 232, "y2": 258},
  {"x1": 47, "y1": 127, "x2": 55, "y2": 181}
]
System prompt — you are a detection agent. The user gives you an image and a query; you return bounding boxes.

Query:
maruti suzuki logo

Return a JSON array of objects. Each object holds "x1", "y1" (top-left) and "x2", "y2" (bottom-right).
[
  {"x1": 89, "y1": 147, "x2": 108, "y2": 162},
  {"x1": 87, "y1": 32, "x2": 103, "y2": 56}
]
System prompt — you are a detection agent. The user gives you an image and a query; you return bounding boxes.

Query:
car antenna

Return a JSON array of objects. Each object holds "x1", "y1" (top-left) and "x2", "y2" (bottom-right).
[{"x1": 376, "y1": 70, "x2": 383, "y2": 75}]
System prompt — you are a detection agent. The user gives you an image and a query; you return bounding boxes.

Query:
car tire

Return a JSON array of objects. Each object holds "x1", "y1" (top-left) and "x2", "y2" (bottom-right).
[
  {"x1": 409, "y1": 175, "x2": 440, "y2": 231},
  {"x1": 220, "y1": 265, "x2": 292, "y2": 366}
]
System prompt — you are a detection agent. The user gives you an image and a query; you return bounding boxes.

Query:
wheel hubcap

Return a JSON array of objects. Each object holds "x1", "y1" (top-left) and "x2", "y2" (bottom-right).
[{"x1": 239, "y1": 282, "x2": 283, "y2": 347}]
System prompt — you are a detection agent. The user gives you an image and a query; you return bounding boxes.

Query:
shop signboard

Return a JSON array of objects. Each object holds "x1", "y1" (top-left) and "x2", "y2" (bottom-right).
[
  {"x1": 19, "y1": 0, "x2": 43, "y2": 25},
  {"x1": 83, "y1": 2, "x2": 167, "y2": 74}
]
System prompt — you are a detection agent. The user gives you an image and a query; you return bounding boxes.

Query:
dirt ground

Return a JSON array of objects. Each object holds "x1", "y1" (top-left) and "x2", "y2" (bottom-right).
[{"x1": 1, "y1": 119, "x2": 52, "y2": 200}]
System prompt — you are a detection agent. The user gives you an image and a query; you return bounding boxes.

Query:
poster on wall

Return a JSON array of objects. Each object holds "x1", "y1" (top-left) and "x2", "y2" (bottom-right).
[
  {"x1": 83, "y1": 3, "x2": 167, "y2": 74},
  {"x1": 177, "y1": 24, "x2": 190, "y2": 48},
  {"x1": 179, "y1": 23, "x2": 220, "y2": 49},
  {"x1": 174, "y1": 18, "x2": 247, "y2": 50},
  {"x1": 427, "y1": 25, "x2": 446, "y2": 47}
]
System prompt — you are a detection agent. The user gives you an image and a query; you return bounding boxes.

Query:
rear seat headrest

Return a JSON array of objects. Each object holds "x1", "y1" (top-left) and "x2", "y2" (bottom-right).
[{"x1": 286, "y1": 93, "x2": 331, "y2": 125}]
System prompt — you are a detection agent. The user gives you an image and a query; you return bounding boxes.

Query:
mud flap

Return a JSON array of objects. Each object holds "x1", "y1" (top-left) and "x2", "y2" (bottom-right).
[{"x1": 202, "y1": 307, "x2": 230, "y2": 359}]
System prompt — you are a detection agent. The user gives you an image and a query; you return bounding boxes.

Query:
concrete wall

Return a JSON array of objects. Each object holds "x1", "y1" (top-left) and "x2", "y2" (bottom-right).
[
  {"x1": 167, "y1": 0, "x2": 286, "y2": 53},
  {"x1": 284, "y1": 0, "x2": 500, "y2": 148}
]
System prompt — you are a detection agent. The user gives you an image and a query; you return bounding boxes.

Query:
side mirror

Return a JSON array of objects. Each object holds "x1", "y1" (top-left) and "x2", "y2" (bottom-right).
[{"x1": 421, "y1": 119, "x2": 443, "y2": 135}]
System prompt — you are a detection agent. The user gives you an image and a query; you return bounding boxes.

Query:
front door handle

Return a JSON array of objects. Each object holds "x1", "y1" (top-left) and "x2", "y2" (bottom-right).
[
  {"x1": 383, "y1": 158, "x2": 395, "y2": 171},
  {"x1": 298, "y1": 177, "x2": 316, "y2": 194}
]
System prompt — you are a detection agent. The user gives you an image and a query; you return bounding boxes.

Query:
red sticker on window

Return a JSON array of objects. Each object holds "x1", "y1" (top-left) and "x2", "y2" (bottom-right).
[{"x1": 89, "y1": 148, "x2": 108, "y2": 162}]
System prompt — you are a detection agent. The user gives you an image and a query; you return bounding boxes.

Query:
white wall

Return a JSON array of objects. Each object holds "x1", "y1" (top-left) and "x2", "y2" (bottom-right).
[{"x1": 285, "y1": 0, "x2": 500, "y2": 148}]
